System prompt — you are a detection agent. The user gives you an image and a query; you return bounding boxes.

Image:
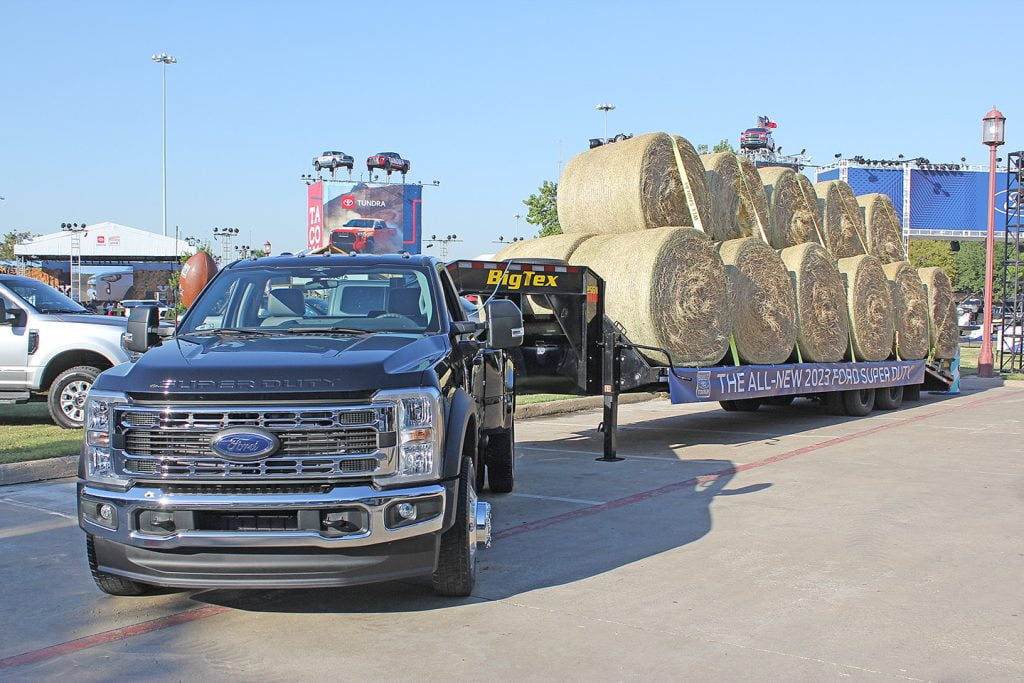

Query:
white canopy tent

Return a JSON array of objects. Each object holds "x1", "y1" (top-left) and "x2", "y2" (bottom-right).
[{"x1": 14, "y1": 222, "x2": 187, "y2": 260}]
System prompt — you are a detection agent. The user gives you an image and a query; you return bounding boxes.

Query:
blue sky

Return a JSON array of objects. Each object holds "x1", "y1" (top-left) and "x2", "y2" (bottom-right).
[{"x1": 1, "y1": 0, "x2": 1020, "y2": 259}]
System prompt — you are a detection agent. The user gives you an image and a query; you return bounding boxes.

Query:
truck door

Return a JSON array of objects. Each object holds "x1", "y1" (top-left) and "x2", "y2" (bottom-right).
[{"x1": 0, "y1": 290, "x2": 29, "y2": 390}]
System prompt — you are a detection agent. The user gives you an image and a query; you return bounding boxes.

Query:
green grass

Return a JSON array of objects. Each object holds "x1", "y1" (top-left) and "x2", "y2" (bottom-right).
[
  {"x1": 0, "y1": 403, "x2": 81, "y2": 465},
  {"x1": 958, "y1": 343, "x2": 1024, "y2": 380},
  {"x1": 517, "y1": 393, "x2": 582, "y2": 406}
]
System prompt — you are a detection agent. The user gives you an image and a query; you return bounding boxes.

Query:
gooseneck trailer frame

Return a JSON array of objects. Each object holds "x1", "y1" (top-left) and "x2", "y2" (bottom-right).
[{"x1": 448, "y1": 258, "x2": 955, "y2": 461}]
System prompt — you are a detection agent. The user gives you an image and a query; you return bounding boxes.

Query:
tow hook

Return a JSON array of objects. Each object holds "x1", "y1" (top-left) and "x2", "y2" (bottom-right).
[{"x1": 474, "y1": 501, "x2": 492, "y2": 549}]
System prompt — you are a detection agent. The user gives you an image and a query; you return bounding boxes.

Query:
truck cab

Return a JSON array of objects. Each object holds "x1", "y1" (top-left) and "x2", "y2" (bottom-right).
[{"x1": 78, "y1": 253, "x2": 522, "y2": 597}]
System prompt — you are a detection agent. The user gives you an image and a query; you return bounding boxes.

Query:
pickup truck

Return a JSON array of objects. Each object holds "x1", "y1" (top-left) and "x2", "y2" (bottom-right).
[
  {"x1": 78, "y1": 253, "x2": 522, "y2": 597},
  {"x1": 0, "y1": 274, "x2": 130, "y2": 428}
]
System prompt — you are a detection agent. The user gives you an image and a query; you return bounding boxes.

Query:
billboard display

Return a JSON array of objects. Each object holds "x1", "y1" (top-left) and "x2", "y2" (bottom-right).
[{"x1": 306, "y1": 180, "x2": 423, "y2": 253}]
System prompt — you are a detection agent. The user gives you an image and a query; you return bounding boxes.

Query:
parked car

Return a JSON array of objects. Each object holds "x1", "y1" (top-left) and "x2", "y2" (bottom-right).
[
  {"x1": 0, "y1": 275, "x2": 130, "y2": 428},
  {"x1": 367, "y1": 152, "x2": 411, "y2": 174},
  {"x1": 313, "y1": 151, "x2": 354, "y2": 172}
]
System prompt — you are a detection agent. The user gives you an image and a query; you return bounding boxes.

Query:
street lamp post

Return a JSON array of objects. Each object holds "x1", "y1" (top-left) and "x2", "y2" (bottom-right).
[
  {"x1": 979, "y1": 107, "x2": 1006, "y2": 378},
  {"x1": 152, "y1": 53, "x2": 176, "y2": 237},
  {"x1": 596, "y1": 103, "x2": 615, "y2": 141}
]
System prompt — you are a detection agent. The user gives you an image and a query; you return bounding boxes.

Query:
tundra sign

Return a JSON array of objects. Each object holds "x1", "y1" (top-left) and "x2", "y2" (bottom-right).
[{"x1": 306, "y1": 180, "x2": 423, "y2": 253}]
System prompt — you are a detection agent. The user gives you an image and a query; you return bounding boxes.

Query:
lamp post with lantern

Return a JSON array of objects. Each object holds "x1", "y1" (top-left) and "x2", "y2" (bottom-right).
[{"x1": 979, "y1": 107, "x2": 1006, "y2": 378}]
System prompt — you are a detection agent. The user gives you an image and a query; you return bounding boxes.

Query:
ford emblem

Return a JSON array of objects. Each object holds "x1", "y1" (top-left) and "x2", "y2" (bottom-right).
[{"x1": 210, "y1": 427, "x2": 280, "y2": 462}]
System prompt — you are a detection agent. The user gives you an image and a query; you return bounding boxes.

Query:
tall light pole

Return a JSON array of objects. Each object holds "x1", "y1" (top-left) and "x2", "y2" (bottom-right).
[
  {"x1": 979, "y1": 106, "x2": 1006, "y2": 378},
  {"x1": 596, "y1": 103, "x2": 615, "y2": 141},
  {"x1": 152, "y1": 52, "x2": 176, "y2": 237}
]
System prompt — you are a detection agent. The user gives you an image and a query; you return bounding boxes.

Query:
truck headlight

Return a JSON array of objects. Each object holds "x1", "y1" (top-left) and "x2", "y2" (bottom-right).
[
  {"x1": 374, "y1": 388, "x2": 443, "y2": 484},
  {"x1": 84, "y1": 390, "x2": 129, "y2": 487}
]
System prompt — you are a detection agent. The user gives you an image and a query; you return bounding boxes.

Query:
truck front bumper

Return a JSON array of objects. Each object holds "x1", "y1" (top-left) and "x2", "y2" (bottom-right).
[{"x1": 78, "y1": 481, "x2": 488, "y2": 589}]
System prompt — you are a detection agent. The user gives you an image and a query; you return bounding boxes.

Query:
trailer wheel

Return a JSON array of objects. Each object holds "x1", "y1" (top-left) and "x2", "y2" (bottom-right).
[
  {"x1": 824, "y1": 391, "x2": 846, "y2": 416},
  {"x1": 874, "y1": 385, "x2": 904, "y2": 410},
  {"x1": 842, "y1": 388, "x2": 875, "y2": 417},
  {"x1": 765, "y1": 396, "x2": 795, "y2": 407},
  {"x1": 485, "y1": 423, "x2": 515, "y2": 494},
  {"x1": 904, "y1": 384, "x2": 922, "y2": 401}
]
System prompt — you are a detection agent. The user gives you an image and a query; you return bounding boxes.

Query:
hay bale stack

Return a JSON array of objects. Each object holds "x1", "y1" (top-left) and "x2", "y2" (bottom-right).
[
  {"x1": 701, "y1": 153, "x2": 772, "y2": 242},
  {"x1": 494, "y1": 233, "x2": 590, "y2": 262},
  {"x1": 557, "y1": 132, "x2": 711, "y2": 235},
  {"x1": 857, "y1": 193, "x2": 906, "y2": 263},
  {"x1": 717, "y1": 237, "x2": 797, "y2": 364},
  {"x1": 760, "y1": 167, "x2": 823, "y2": 249},
  {"x1": 569, "y1": 227, "x2": 730, "y2": 366},
  {"x1": 779, "y1": 243, "x2": 848, "y2": 362},
  {"x1": 918, "y1": 267, "x2": 959, "y2": 359},
  {"x1": 836, "y1": 255, "x2": 894, "y2": 362},
  {"x1": 815, "y1": 180, "x2": 868, "y2": 259},
  {"x1": 882, "y1": 262, "x2": 929, "y2": 360}
]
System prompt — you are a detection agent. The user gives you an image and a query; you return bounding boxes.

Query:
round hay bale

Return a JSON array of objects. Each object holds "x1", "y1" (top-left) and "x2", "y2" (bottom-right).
[
  {"x1": 557, "y1": 132, "x2": 711, "y2": 235},
  {"x1": 717, "y1": 237, "x2": 797, "y2": 364},
  {"x1": 882, "y1": 262, "x2": 929, "y2": 360},
  {"x1": 836, "y1": 255, "x2": 894, "y2": 362},
  {"x1": 918, "y1": 267, "x2": 959, "y2": 359},
  {"x1": 569, "y1": 227, "x2": 730, "y2": 366},
  {"x1": 494, "y1": 233, "x2": 590, "y2": 262},
  {"x1": 857, "y1": 193, "x2": 906, "y2": 263},
  {"x1": 701, "y1": 153, "x2": 772, "y2": 242},
  {"x1": 759, "y1": 167, "x2": 823, "y2": 249},
  {"x1": 779, "y1": 243, "x2": 848, "y2": 362},
  {"x1": 815, "y1": 180, "x2": 868, "y2": 259}
]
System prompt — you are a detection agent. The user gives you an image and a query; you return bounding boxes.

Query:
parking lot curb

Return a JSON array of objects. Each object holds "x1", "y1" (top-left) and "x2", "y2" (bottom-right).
[
  {"x1": 515, "y1": 392, "x2": 666, "y2": 420},
  {"x1": 0, "y1": 456, "x2": 78, "y2": 487}
]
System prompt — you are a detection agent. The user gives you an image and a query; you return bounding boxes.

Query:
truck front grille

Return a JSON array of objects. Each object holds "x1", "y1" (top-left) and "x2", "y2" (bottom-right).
[{"x1": 115, "y1": 404, "x2": 394, "y2": 480}]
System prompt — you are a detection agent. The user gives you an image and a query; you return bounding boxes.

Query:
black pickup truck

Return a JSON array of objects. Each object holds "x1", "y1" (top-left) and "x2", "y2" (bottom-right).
[{"x1": 78, "y1": 253, "x2": 522, "y2": 596}]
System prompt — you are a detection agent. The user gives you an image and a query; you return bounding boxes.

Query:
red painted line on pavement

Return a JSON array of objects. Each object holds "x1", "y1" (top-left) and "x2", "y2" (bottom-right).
[
  {"x1": 1, "y1": 388, "x2": 1017, "y2": 671},
  {"x1": 494, "y1": 388, "x2": 1019, "y2": 541},
  {"x1": 0, "y1": 605, "x2": 230, "y2": 671}
]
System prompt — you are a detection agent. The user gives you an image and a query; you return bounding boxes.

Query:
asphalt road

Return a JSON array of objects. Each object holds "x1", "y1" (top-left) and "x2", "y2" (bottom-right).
[{"x1": 1, "y1": 380, "x2": 1022, "y2": 680}]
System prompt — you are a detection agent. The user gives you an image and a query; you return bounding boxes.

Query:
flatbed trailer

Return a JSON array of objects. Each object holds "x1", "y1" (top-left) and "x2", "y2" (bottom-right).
[{"x1": 447, "y1": 258, "x2": 955, "y2": 460}]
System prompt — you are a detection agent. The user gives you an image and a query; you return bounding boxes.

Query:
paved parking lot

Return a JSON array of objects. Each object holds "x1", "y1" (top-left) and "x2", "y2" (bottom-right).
[{"x1": 1, "y1": 380, "x2": 1022, "y2": 680}]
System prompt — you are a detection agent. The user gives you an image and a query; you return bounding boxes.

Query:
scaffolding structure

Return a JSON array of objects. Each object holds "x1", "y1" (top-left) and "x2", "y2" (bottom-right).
[{"x1": 999, "y1": 151, "x2": 1023, "y2": 372}]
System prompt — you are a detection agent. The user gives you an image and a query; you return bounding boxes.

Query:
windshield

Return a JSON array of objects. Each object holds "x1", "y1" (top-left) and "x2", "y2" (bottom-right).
[
  {"x1": 4, "y1": 278, "x2": 87, "y2": 313},
  {"x1": 179, "y1": 264, "x2": 442, "y2": 335},
  {"x1": 342, "y1": 220, "x2": 375, "y2": 228}
]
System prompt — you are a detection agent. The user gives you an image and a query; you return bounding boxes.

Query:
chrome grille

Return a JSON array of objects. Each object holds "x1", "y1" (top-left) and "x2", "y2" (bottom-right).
[{"x1": 115, "y1": 404, "x2": 394, "y2": 480}]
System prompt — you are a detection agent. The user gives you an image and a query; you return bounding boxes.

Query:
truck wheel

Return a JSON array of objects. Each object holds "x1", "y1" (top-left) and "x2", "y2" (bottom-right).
[
  {"x1": 364, "y1": 238, "x2": 375, "y2": 254},
  {"x1": 314, "y1": 161, "x2": 321, "y2": 171},
  {"x1": 485, "y1": 423, "x2": 515, "y2": 494},
  {"x1": 842, "y1": 388, "x2": 875, "y2": 417},
  {"x1": 86, "y1": 535, "x2": 152, "y2": 596},
  {"x1": 48, "y1": 365, "x2": 100, "y2": 429},
  {"x1": 719, "y1": 400, "x2": 739, "y2": 411},
  {"x1": 874, "y1": 385, "x2": 904, "y2": 410},
  {"x1": 904, "y1": 384, "x2": 922, "y2": 401},
  {"x1": 433, "y1": 457, "x2": 477, "y2": 597},
  {"x1": 721, "y1": 398, "x2": 761, "y2": 412},
  {"x1": 765, "y1": 395, "x2": 795, "y2": 407}
]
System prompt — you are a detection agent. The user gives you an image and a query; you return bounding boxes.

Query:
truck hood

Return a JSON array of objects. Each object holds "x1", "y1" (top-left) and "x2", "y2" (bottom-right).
[
  {"x1": 94, "y1": 332, "x2": 450, "y2": 397},
  {"x1": 51, "y1": 313, "x2": 128, "y2": 329}
]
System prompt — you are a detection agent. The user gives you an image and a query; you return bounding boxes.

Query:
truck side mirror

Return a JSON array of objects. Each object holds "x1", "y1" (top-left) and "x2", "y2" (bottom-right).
[
  {"x1": 0, "y1": 299, "x2": 25, "y2": 327},
  {"x1": 125, "y1": 305, "x2": 162, "y2": 353},
  {"x1": 483, "y1": 299, "x2": 524, "y2": 349}
]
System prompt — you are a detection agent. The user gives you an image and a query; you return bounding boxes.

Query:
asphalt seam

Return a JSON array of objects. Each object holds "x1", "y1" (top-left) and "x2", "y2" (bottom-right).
[{"x1": 0, "y1": 388, "x2": 1017, "y2": 672}]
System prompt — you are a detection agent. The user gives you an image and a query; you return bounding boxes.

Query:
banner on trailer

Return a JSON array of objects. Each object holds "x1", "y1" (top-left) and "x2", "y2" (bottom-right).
[
  {"x1": 306, "y1": 180, "x2": 422, "y2": 254},
  {"x1": 668, "y1": 360, "x2": 926, "y2": 403}
]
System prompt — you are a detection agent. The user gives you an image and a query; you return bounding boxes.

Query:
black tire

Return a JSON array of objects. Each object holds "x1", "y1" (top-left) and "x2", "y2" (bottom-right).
[
  {"x1": 904, "y1": 384, "x2": 922, "y2": 401},
  {"x1": 719, "y1": 400, "x2": 739, "y2": 411},
  {"x1": 86, "y1": 535, "x2": 152, "y2": 596},
  {"x1": 48, "y1": 365, "x2": 101, "y2": 429},
  {"x1": 824, "y1": 391, "x2": 846, "y2": 416},
  {"x1": 765, "y1": 395, "x2": 795, "y2": 407},
  {"x1": 874, "y1": 385, "x2": 904, "y2": 410},
  {"x1": 364, "y1": 238, "x2": 375, "y2": 254},
  {"x1": 842, "y1": 388, "x2": 875, "y2": 417},
  {"x1": 485, "y1": 422, "x2": 515, "y2": 494},
  {"x1": 433, "y1": 458, "x2": 477, "y2": 597}
]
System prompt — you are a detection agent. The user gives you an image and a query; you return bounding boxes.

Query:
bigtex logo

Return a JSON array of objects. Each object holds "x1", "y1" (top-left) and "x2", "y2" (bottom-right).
[{"x1": 485, "y1": 269, "x2": 559, "y2": 289}]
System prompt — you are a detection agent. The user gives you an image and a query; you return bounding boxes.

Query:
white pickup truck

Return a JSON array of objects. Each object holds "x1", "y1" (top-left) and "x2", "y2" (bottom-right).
[{"x1": 0, "y1": 274, "x2": 130, "y2": 428}]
